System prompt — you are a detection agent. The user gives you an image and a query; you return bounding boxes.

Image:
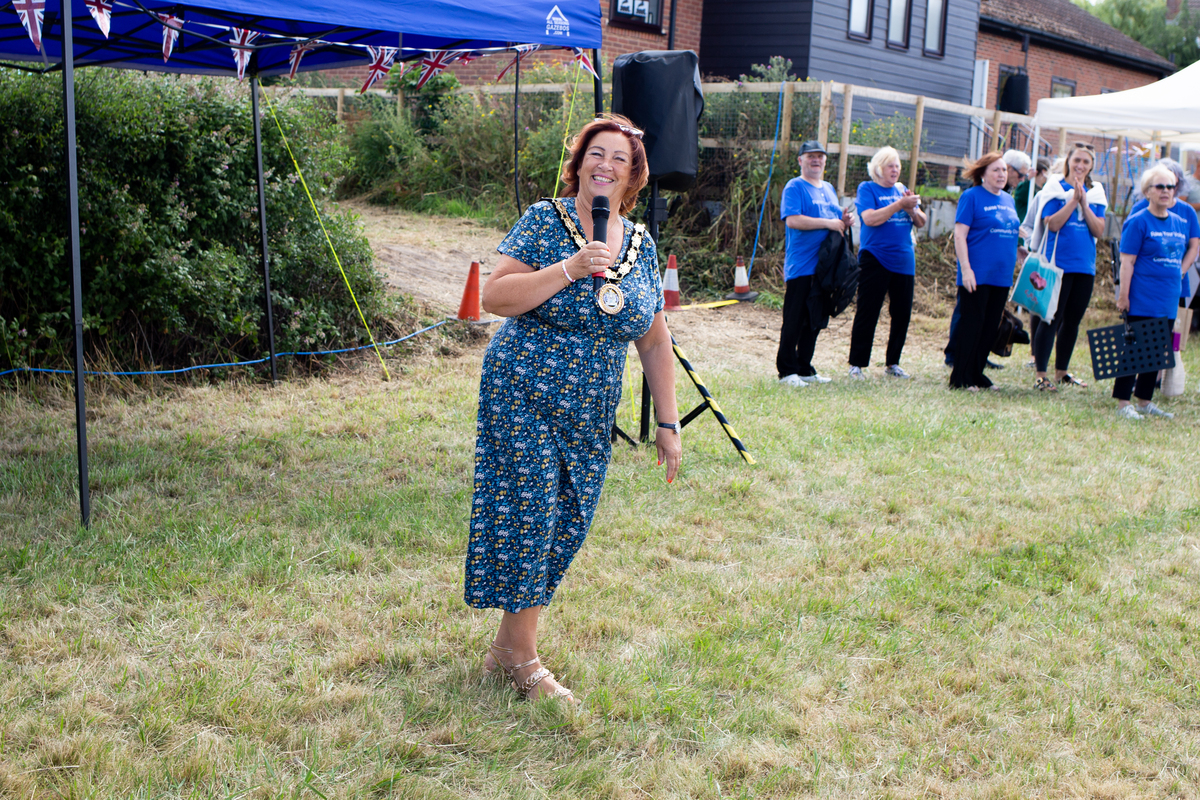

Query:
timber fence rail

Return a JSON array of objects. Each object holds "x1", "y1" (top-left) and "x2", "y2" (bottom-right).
[{"x1": 290, "y1": 80, "x2": 1148, "y2": 202}]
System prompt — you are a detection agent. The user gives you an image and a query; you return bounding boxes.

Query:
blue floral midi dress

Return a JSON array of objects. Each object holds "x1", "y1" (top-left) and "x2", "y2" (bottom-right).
[{"x1": 464, "y1": 198, "x2": 663, "y2": 614}]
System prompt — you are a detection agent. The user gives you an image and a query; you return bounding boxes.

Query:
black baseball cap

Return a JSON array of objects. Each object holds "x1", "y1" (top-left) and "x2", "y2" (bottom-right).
[{"x1": 799, "y1": 140, "x2": 827, "y2": 155}]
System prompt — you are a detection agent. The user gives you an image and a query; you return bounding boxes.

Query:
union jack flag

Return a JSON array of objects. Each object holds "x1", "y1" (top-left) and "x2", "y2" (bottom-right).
[
  {"x1": 411, "y1": 50, "x2": 460, "y2": 90},
  {"x1": 572, "y1": 48, "x2": 599, "y2": 80},
  {"x1": 12, "y1": 0, "x2": 44, "y2": 52},
  {"x1": 456, "y1": 50, "x2": 483, "y2": 66},
  {"x1": 158, "y1": 14, "x2": 181, "y2": 63},
  {"x1": 287, "y1": 42, "x2": 317, "y2": 80},
  {"x1": 85, "y1": 0, "x2": 112, "y2": 38},
  {"x1": 360, "y1": 46, "x2": 397, "y2": 93},
  {"x1": 495, "y1": 44, "x2": 540, "y2": 81},
  {"x1": 229, "y1": 28, "x2": 260, "y2": 81}
]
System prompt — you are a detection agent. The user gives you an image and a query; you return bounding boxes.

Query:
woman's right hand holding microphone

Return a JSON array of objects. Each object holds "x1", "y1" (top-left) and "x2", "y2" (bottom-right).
[{"x1": 563, "y1": 241, "x2": 613, "y2": 283}]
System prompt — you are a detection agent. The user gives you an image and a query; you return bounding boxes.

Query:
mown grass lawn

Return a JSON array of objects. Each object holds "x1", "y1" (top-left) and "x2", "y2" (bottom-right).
[{"x1": 1, "y1": 336, "x2": 1198, "y2": 799}]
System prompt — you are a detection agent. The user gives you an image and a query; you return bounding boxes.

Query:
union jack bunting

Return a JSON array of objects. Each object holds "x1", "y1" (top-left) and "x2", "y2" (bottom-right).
[
  {"x1": 360, "y1": 46, "x2": 397, "y2": 93},
  {"x1": 495, "y1": 44, "x2": 540, "y2": 81},
  {"x1": 572, "y1": 48, "x2": 599, "y2": 80},
  {"x1": 12, "y1": 0, "x2": 44, "y2": 52},
  {"x1": 85, "y1": 0, "x2": 112, "y2": 38},
  {"x1": 229, "y1": 28, "x2": 260, "y2": 80},
  {"x1": 158, "y1": 14, "x2": 181, "y2": 63},
  {"x1": 287, "y1": 42, "x2": 317, "y2": 80},
  {"x1": 456, "y1": 51, "x2": 483, "y2": 66},
  {"x1": 411, "y1": 50, "x2": 459, "y2": 90}
]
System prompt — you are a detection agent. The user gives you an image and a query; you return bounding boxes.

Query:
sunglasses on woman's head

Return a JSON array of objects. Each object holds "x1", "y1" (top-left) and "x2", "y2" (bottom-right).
[
  {"x1": 1072, "y1": 142, "x2": 1095, "y2": 151},
  {"x1": 597, "y1": 119, "x2": 644, "y2": 139}
]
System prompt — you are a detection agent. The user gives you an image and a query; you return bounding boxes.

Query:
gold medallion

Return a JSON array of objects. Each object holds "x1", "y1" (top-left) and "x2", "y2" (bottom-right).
[{"x1": 596, "y1": 283, "x2": 626, "y2": 315}]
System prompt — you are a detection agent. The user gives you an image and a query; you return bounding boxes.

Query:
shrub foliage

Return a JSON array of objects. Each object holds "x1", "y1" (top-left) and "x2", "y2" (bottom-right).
[{"x1": 0, "y1": 70, "x2": 384, "y2": 372}]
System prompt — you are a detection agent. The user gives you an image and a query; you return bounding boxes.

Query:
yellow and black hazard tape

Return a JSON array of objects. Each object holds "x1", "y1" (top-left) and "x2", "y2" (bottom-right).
[{"x1": 671, "y1": 337, "x2": 755, "y2": 465}]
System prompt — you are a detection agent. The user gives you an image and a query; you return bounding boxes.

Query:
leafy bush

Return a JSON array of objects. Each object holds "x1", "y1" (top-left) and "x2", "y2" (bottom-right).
[{"x1": 0, "y1": 70, "x2": 387, "y2": 373}]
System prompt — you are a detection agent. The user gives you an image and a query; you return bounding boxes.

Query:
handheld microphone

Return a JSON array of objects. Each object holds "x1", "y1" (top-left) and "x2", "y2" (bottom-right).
[{"x1": 590, "y1": 196, "x2": 609, "y2": 292}]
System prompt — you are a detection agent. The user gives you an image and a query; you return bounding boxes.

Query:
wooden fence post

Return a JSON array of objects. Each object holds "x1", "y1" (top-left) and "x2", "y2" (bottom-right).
[
  {"x1": 989, "y1": 109, "x2": 1003, "y2": 152},
  {"x1": 837, "y1": 84, "x2": 854, "y2": 198},
  {"x1": 817, "y1": 81, "x2": 832, "y2": 148},
  {"x1": 909, "y1": 94, "x2": 925, "y2": 189},
  {"x1": 1058, "y1": 128, "x2": 1068, "y2": 156},
  {"x1": 780, "y1": 81, "x2": 794, "y2": 159},
  {"x1": 337, "y1": 88, "x2": 345, "y2": 122}
]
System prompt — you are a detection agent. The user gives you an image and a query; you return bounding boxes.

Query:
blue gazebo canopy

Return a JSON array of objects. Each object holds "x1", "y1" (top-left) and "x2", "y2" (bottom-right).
[
  {"x1": 0, "y1": 0, "x2": 603, "y2": 528},
  {"x1": 0, "y1": 0, "x2": 602, "y2": 76}
]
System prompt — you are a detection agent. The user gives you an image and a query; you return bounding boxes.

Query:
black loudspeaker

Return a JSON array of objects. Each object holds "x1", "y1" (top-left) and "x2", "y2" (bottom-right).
[
  {"x1": 611, "y1": 50, "x2": 704, "y2": 192},
  {"x1": 998, "y1": 72, "x2": 1029, "y2": 114}
]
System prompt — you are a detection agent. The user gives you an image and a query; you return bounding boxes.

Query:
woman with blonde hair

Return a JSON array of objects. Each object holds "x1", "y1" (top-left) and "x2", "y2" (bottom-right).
[
  {"x1": 848, "y1": 146, "x2": 927, "y2": 379},
  {"x1": 1113, "y1": 164, "x2": 1190, "y2": 419},
  {"x1": 1028, "y1": 142, "x2": 1107, "y2": 390},
  {"x1": 950, "y1": 151, "x2": 1022, "y2": 390}
]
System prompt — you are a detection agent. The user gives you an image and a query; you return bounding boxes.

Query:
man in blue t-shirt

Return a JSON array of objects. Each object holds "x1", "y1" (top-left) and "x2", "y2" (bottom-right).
[{"x1": 776, "y1": 140, "x2": 854, "y2": 387}]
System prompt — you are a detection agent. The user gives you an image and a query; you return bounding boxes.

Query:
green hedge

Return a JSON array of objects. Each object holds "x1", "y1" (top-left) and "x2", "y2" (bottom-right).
[{"x1": 0, "y1": 70, "x2": 386, "y2": 373}]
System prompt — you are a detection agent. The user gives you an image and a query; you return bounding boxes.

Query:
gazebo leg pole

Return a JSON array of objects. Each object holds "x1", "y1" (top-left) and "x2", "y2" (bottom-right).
[
  {"x1": 592, "y1": 49, "x2": 603, "y2": 116},
  {"x1": 251, "y1": 75, "x2": 278, "y2": 384},
  {"x1": 62, "y1": 1, "x2": 91, "y2": 528}
]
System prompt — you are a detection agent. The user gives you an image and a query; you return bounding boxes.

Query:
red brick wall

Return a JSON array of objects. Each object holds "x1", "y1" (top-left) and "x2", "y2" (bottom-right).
[
  {"x1": 306, "y1": 0, "x2": 702, "y2": 88},
  {"x1": 976, "y1": 31, "x2": 1162, "y2": 114}
]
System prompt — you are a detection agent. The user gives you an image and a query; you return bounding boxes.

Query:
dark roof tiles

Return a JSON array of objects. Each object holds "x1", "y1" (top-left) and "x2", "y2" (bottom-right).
[{"x1": 980, "y1": 0, "x2": 1174, "y2": 71}]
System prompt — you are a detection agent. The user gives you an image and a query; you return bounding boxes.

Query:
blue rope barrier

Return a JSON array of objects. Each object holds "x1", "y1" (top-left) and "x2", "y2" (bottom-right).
[
  {"x1": 0, "y1": 319, "x2": 451, "y2": 379},
  {"x1": 747, "y1": 82, "x2": 786, "y2": 281}
]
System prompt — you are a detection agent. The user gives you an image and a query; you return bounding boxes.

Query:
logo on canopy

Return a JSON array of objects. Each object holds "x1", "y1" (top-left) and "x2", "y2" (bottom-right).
[{"x1": 546, "y1": 5, "x2": 570, "y2": 36}]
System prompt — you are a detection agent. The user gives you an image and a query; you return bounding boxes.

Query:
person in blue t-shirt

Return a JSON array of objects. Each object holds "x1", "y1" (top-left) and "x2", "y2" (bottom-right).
[
  {"x1": 776, "y1": 140, "x2": 854, "y2": 387},
  {"x1": 848, "y1": 146, "x2": 927, "y2": 379},
  {"x1": 1032, "y1": 143, "x2": 1107, "y2": 391},
  {"x1": 1124, "y1": 159, "x2": 1200, "y2": 303},
  {"x1": 950, "y1": 152, "x2": 1021, "y2": 391},
  {"x1": 1113, "y1": 165, "x2": 1190, "y2": 420}
]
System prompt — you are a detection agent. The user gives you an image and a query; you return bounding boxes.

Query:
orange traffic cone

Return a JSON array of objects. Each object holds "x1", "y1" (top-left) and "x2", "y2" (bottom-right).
[
  {"x1": 724, "y1": 255, "x2": 759, "y2": 302},
  {"x1": 457, "y1": 261, "x2": 481, "y2": 321},
  {"x1": 663, "y1": 254, "x2": 682, "y2": 310}
]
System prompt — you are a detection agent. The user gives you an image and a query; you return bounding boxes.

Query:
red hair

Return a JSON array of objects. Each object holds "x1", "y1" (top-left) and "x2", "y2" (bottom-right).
[
  {"x1": 560, "y1": 114, "x2": 650, "y2": 215},
  {"x1": 964, "y1": 151, "x2": 1004, "y2": 186}
]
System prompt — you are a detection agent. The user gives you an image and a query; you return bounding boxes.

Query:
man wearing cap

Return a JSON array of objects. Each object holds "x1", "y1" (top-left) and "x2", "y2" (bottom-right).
[{"x1": 777, "y1": 140, "x2": 855, "y2": 387}]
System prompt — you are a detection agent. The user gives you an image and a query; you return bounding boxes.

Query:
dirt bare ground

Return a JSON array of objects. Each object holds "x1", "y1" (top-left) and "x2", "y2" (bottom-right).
[{"x1": 347, "y1": 199, "x2": 967, "y2": 375}]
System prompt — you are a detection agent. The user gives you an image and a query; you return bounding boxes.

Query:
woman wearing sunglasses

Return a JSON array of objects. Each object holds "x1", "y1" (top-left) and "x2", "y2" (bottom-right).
[
  {"x1": 1124, "y1": 159, "x2": 1200, "y2": 306},
  {"x1": 1114, "y1": 164, "x2": 1191, "y2": 420},
  {"x1": 1028, "y1": 143, "x2": 1107, "y2": 391}
]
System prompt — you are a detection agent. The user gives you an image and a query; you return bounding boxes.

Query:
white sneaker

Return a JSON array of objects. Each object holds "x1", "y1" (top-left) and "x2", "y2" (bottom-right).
[
  {"x1": 800, "y1": 373, "x2": 833, "y2": 384},
  {"x1": 779, "y1": 374, "x2": 808, "y2": 388},
  {"x1": 848, "y1": 366, "x2": 866, "y2": 380},
  {"x1": 1137, "y1": 401, "x2": 1174, "y2": 419},
  {"x1": 884, "y1": 364, "x2": 912, "y2": 379},
  {"x1": 1116, "y1": 405, "x2": 1142, "y2": 420}
]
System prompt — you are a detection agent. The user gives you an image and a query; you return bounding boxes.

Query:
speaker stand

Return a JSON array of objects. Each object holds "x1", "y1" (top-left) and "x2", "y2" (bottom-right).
[{"x1": 612, "y1": 181, "x2": 754, "y2": 464}]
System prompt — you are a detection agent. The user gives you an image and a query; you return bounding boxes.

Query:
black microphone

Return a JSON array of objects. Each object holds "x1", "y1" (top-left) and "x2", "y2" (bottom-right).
[{"x1": 591, "y1": 196, "x2": 609, "y2": 292}]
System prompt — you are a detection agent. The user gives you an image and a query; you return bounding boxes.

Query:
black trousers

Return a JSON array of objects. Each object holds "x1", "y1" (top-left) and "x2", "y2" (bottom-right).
[
  {"x1": 949, "y1": 285, "x2": 1008, "y2": 389},
  {"x1": 1112, "y1": 314, "x2": 1166, "y2": 402},
  {"x1": 848, "y1": 250, "x2": 914, "y2": 368},
  {"x1": 1033, "y1": 272, "x2": 1095, "y2": 373},
  {"x1": 777, "y1": 274, "x2": 821, "y2": 378}
]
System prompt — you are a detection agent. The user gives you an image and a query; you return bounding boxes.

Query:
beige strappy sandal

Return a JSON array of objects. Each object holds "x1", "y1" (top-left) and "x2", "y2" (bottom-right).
[{"x1": 486, "y1": 642, "x2": 575, "y2": 703}]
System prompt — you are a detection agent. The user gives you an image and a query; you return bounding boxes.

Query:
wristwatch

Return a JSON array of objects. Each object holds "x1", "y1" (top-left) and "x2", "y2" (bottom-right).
[{"x1": 657, "y1": 421, "x2": 681, "y2": 435}]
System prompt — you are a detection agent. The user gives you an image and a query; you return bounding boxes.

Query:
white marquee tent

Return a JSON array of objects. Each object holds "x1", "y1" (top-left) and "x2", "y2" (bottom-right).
[{"x1": 1033, "y1": 60, "x2": 1200, "y2": 143}]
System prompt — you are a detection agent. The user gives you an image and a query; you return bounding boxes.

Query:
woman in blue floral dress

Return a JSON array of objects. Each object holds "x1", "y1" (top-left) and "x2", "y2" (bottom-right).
[{"x1": 465, "y1": 116, "x2": 682, "y2": 703}]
